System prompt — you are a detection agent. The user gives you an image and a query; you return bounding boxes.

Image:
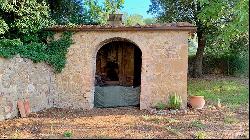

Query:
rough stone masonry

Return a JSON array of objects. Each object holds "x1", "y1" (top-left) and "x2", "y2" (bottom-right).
[{"x1": 0, "y1": 23, "x2": 196, "y2": 120}]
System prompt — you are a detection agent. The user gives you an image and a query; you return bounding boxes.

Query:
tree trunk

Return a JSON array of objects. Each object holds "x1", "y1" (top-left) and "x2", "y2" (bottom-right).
[{"x1": 192, "y1": 31, "x2": 205, "y2": 78}]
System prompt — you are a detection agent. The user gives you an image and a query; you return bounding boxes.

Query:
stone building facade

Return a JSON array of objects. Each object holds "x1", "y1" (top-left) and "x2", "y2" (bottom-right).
[{"x1": 0, "y1": 23, "x2": 196, "y2": 120}]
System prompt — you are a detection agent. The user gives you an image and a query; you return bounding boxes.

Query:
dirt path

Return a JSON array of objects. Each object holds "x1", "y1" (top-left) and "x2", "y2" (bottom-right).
[{"x1": 0, "y1": 106, "x2": 248, "y2": 139}]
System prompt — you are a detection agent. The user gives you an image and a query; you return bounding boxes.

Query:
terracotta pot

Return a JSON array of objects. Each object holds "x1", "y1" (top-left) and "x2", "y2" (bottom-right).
[
  {"x1": 188, "y1": 96, "x2": 205, "y2": 109},
  {"x1": 24, "y1": 99, "x2": 31, "y2": 116},
  {"x1": 17, "y1": 100, "x2": 26, "y2": 118}
]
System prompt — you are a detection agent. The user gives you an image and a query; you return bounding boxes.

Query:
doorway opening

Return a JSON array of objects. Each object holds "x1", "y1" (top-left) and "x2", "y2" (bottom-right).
[{"x1": 94, "y1": 40, "x2": 142, "y2": 108}]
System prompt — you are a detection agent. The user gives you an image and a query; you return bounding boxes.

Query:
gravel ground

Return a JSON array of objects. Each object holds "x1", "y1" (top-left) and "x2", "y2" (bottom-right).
[
  {"x1": 0, "y1": 75, "x2": 249, "y2": 139},
  {"x1": 0, "y1": 106, "x2": 248, "y2": 139}
]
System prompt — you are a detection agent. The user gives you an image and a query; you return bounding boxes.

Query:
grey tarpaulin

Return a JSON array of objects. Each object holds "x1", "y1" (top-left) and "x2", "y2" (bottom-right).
[{"x1": 94, "y1": 86, "x2": 140, "y2": 108}]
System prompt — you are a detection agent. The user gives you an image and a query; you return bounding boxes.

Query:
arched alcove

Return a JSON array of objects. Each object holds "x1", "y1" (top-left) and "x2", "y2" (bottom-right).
[{"x1": 94, "y1": 38, "x2": 142, "y2": 108}]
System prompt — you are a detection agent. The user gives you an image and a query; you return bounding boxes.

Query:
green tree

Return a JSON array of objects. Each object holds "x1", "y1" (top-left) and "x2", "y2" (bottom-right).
[
  {"x1": 45, "y1": 0, "x2": 125, "y2": 25},
  {"x1": 0, "y1": 0, "x2": 52, "y2": 38},
  {"x1": 46, "y1": 0, "x2": 97, "y2": 25},
  {"x1": 84, "y1": 0, "x2": 125, "y2": 25},
  {"x1": 148, "y1": 0, "x2": 249, "y2": 77},
  {"x1": 123, "y1": 14, "x2": 145, "y2": 26},
  {"x1": 144, "y1": 18, "x2": 157, "y2": 25},
  {"x1": 104, "y1": 0, "x2": 125, "y2": 14}
]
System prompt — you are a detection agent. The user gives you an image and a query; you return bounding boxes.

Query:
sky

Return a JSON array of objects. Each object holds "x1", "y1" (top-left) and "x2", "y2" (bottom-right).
[
  {"x1": 121, "y1": 0, "x2": 153, "y2": 18},
  {"x1": 97, "y1": 0, "x2": 154, "y2": 18}
]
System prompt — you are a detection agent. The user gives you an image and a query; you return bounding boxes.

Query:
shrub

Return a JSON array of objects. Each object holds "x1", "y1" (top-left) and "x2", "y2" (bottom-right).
[
  {"x1": 194, "y1": 131, "x2": 206, "y2": 139},
  {"x1": 63, "y1": 130, "x2": 73, "y2": 138},
  {"x1": 0, "y1": 31, "x2": 73, "y2": 73},
  {"x1": 154, "y1": 102, "x2": 167, "y2": 110},
  {"x1": 167, "y1": 94, "x2": 182, "y2": 110}
]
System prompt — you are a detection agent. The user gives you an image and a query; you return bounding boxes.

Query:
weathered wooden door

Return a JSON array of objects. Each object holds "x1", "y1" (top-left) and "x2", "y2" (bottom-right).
[{"x1": 96, "y1": 41, "x2": 136, "y2": 86}]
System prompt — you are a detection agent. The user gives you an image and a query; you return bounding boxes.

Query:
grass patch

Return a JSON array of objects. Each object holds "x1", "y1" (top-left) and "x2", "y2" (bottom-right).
[
  {"x1": 164, "y1": 126, "x2": 182, "y2": 136},
  {"x1": 154, "y1": 102, "x2": 167, "y2": 110},
  {"x1": 63, "y1": 130, "x2": 73, "y2": 138},
  {"x1": 190, "y1": 120, "x2": 206, "y2": 129},
  {"x1": 224, "y1": 115, "x2": 239, "y2": 124},
  {"x1": 141, "y1": 115, "x2": 179, "y2": 124},
  {"x1": 194, "y1": 131, "x2": 207, "y2": 139},
  {"x1": 188, "y1": 79, "x2": 249, "y2": 108}
]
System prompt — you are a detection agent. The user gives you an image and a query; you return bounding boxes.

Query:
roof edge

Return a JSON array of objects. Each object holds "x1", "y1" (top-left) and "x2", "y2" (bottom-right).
[{"x1": 44, "y1": 22, "x2": 197, "y2": 32}]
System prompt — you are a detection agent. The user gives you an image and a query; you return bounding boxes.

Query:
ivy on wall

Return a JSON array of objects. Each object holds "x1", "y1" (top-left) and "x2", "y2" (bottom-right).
[{"x1": 0, "y1": 31, "x2": 73, "y2": 73}]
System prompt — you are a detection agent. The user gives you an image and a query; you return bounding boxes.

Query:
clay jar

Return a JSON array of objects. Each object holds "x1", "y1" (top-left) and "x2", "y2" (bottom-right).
[
  {"x1": 24, "y1": 99, "x2": 31, "y2": 116},
  {"x1": 189, "y1": 96, "x2": 205, "y2": 109},
  {"x1": 17, "y1": 100, "x2": 26, "y2": 118}
]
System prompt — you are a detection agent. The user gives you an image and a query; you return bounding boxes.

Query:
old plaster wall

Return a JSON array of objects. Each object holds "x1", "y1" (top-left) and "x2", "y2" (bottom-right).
[
  {"x1": 53, "y1": 30, "x2": 189, "y2": 110},
  {"x1": 0, "y1": 30, "x2": 189, "y2": 120},
  {"x1": 0, "y1": 56, "x2": 56, "y2": 120}
]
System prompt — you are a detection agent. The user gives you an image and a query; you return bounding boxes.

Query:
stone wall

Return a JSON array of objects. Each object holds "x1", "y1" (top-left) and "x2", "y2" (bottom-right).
[
  {"x1": 53, "y1": 30, "x2": 189, "y2": 110},
  {"x1": 0, "y1": 30, "x2": 189, "y2": 120},
  {"x1": 0, "y1": 56, "x2": 55, "y2": 121}
]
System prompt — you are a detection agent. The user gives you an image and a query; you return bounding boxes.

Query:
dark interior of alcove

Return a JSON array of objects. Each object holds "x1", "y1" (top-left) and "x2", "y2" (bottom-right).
[{"x1": 95, "y1": 41, "x2": 142, "y2": 87}]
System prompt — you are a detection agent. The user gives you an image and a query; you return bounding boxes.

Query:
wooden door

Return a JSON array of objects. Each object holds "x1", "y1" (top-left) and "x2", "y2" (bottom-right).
[{"x1": 96, "y1": 41, "x2": 135, "y2": 86}]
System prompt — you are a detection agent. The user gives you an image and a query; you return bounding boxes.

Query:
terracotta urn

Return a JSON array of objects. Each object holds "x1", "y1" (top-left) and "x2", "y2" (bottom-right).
[
  {"x1": 188, "y1": 96, "x2": 205, "y2": 109},
  {"x1": 17, "y1": 100, "x2": 26, "y2": 118},
  {"x1": 24, "y1": 99, "x2": 31, "y2": 116}
]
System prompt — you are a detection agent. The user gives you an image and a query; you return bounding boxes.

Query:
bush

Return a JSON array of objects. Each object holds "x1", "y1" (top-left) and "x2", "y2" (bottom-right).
[
  {"x1": 0, "y1": 31, "x2": 73, "y2": 73},
  {"x1": 194, "y1": 131, "x2": 206, "y2": 139},
  {"x1": 63, "y1": 130, "x2": 73, "y2": 138},
  {"x1": 154, "y1": 102, "x2": 167, "y2": 110},
  {"x1": 167, "y1": 94, "x2": 182, "y2": 110}
]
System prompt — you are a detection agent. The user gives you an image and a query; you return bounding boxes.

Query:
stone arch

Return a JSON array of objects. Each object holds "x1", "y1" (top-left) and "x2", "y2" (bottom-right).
[
  {"x1": 94, "y1": 37, "x2": 142, "y2": 58},
  {"x1": 92, "y1": 37, "x2": 143, "y2": 81},
  {"x1": 92, "y1": 37, "x2": 142, "y2": 108}
]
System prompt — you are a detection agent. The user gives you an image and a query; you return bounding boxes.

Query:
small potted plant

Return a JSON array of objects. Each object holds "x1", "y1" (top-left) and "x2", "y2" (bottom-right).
[{"x1": 188, "y1": 93, "x2": 205, "y2": 109}]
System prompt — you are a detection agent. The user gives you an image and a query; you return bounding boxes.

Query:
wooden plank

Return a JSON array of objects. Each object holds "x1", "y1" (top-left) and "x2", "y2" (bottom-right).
[
  {"x1": 96, "y1": 41, "x2": 139, "y2": 86},
  {"x1": 118, "y1": 43, "x2": 123, "y2": 85}
]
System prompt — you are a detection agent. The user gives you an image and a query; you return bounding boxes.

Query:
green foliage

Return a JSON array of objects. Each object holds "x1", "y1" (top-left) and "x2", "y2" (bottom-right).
[
  {"x1": 63, "y1": 130, "x2": 73, "y2": 138},
  {"x1": 104, "y1": 0, "x2": 125, "y2": 14},
  {"x1": 144, "y1": 18, "x2": 157, "y2": 25},
  {"x1": 167, "y1": 94, "x2": 182, "y2": 110},
  {"x1": 47, "y1": 31, "x2": 73, "y2": 72},
  {"x1": 47, "y1": 0, "x2": 98, "y2": 25},
  {"x1": 148, "y1": 0, "x2": 196, "y2": 23},
  {"x1": 198, "y1": 0, "x2": 249, "y2": 46},
  {"x1": 123, "y1": 14, "x2": 145, "y2": 26},
  {"x1": 154, "y1": 102, "x2": 167, "y2": 110},
  {"x1": 83, "y1": 0, "x2": 125, "y2": 25},
  {"x1": 123, "y1": 13, "x2": 158, "y2": 26},
  {"x1": 148, "y1": 0, "x2": 249, "y2": 47},
  {"x1": 191, "y1": 120, "x2": 205, "y2": 129},
  {"x1": 0, "y1": 18, "x2": 8, "y2": 34},
  {"x1": 0, "y1": 39, "x2": 22, "y2": 58},
  {"x1": 188, "y1": 79, "x2": 249, "y2": 109},
  {"x1": 188, "y1": 34, "x2": 198, "y2": 56},
  {"x1": 224, "y1": 115, "x2": 239, "y2": 124},
  {"x1": 148, "y1": 0, "x2": 249, "y2": 77},
  {"x1": 0, "y1": 0, "x2": 53, "y2": 36},
  {"x1": 0, "y1": 31, "x2": 73, "y2": 73},
  {"x1": 194, "y1": 131, "x2": 206, "y2": 139},
  {"x1": 202, "y1": 54, "x2": 249, "y2": 77}
]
